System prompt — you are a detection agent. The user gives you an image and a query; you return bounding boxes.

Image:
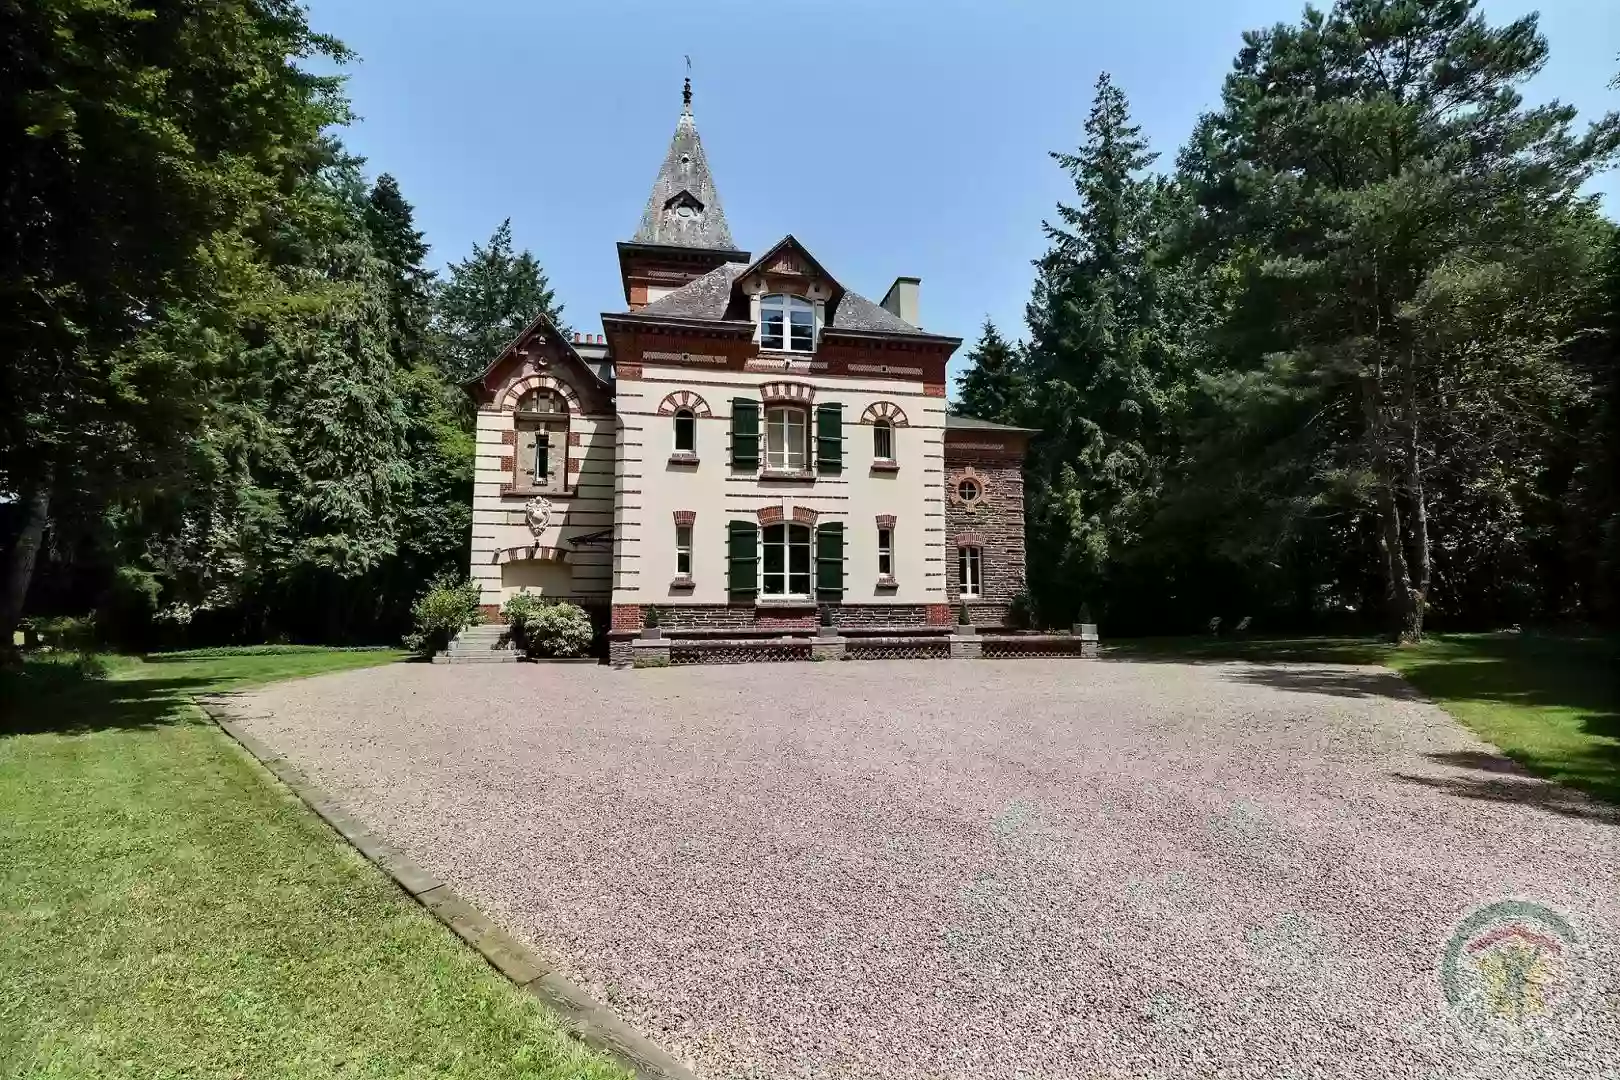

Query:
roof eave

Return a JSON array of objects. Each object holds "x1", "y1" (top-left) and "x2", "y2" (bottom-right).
[
  {"x1": 602, "y1": 312, "x2": 756, "y2": 334},
  {"x1": 821, "y1": 328, "x2": 963, "y2": 348}
]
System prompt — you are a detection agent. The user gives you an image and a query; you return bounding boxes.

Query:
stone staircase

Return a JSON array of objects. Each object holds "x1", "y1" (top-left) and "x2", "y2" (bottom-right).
[{"x1": 432, "y1": 622, "x2": 521, "y2": 664}]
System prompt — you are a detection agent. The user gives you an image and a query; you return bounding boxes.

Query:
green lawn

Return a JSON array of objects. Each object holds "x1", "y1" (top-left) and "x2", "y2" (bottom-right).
[
  {"x1": 0, "y1": 648, "x2": 627, "y2": 1080},
  {"x1": 1108, "y1": 632, "x2": 1620, "y2": 805}
]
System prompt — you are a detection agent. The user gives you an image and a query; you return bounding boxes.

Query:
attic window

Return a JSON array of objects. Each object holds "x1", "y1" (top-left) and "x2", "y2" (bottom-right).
[{"x1": 761, "y1": 294, "x2": 814, "y2": 352}]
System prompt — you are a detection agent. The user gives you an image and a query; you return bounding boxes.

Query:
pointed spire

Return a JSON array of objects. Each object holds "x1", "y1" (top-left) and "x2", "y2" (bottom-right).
[{"x1": 631, "y1": 74, "x2": 736, "y2": 251}]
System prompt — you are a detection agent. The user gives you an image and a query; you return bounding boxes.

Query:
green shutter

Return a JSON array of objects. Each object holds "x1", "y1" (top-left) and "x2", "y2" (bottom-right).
[
  {"x1": 815, "y1": 403, "x2": 843, "y2": 475},
  {"x1": 731, "y1": 399, "x2": 759, "y2": 470},
  {"x1": 728, "y1": 520, "x2": 758, "y2": 601},
  {"x1": 815, "y1": 521, "x2": 844, "y2": 601}
]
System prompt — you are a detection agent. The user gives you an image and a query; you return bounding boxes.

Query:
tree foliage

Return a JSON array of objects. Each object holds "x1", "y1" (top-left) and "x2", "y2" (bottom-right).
[{"x1": 433, "y1": 219, "x2": 565, "y2": 381}]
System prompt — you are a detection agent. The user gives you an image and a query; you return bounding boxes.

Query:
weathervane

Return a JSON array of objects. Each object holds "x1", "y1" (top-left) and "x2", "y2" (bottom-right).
[{"x1": 682, "y1": 55, "x2": 692, "y2": 111}]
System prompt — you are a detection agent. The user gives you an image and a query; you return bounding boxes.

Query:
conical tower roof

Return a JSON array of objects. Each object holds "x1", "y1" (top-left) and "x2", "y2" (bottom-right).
[{"x1": 632, "y1": 78, "x2": 736, "y2": 250}]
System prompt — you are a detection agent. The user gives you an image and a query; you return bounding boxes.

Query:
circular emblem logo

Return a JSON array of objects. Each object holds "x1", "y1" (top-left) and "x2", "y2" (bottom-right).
[{"x1": 1440, "y1": 899, "x2": 1585, "y2": 1051}]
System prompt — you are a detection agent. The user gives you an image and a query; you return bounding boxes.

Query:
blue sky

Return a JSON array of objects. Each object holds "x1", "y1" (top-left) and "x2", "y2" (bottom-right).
[{"x1": 308, "y1": 0, "x2": 1617, "y2": 387}]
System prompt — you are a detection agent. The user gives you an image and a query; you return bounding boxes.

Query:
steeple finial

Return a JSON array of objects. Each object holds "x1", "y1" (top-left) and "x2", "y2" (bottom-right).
[{"x1": 682, "y1": 56, "x2": 692, "y2": 112}]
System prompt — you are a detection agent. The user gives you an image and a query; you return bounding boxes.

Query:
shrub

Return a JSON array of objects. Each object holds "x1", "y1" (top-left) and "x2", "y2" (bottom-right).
[
  {"x1": 501, "y1": 590, "x2": 548, "y2": 651},
  {"x1": 525, "y1": 601, "x2": 593, "y2": 658},
  {"x1": 1007, "y1": 590, "x2": 1034, "y2": 630},
  {"x1": 33, "y1": 614, "x2": 99, "y2": 652},
  {"x1": 1078, "y1": 603, "x2": 1095, "y2": 627},
  {"x1": 818, "y1": 603, "x2": 835, "y2": 627},
  {"x1": 642, "y1": 604, "x2": 661, "y2": 629},
  {"x1": 404, "y1": 573, "x2": 483, "y2": 656},
  {"x1": 958, "y1": 601, "x2": 972, "y2": 625}
]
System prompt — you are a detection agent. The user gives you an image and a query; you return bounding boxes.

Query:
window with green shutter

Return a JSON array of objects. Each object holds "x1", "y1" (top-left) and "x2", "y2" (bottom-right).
[
  {"x1": 731, "y1": 399, "x2": 760, "y2": 470},
  {"x1": 815, "y1": 521, "x2": 844, "y2": 601},
  {"x1": 728, "y1": 520, "x2": 758, "y2": 601},
  {"x1": 815, "y1": 403, "x2": 843, "y2": 475}
]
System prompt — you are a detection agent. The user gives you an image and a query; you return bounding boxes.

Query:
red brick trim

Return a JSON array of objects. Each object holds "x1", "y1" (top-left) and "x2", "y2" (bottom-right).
[
  {"x1": 567, "y1": 458, "x2": 581, "y2": 474},
  {"x1": 757, "y1": 506, "x2": 784, "y2": 526},
  {"x1": 498, "y1": 373, "x2": 583, "y2": 413},
  {"x1": 501, "y1": 430, "x2": 518, "y2": 446},
  {"x1": 673, "y1": 510, "x2": 697, "y2": 526},
  {"x1": 923, "y1": 383, "x2": 947, "y2": 398},
  {"x1": 791, "y1": 506, "x2": 818, "y2": 525},
  {"x1": 656, "y1": 390, "x2": 714, "y2": 418},
  {"x1": 759, "y1": 381, "x2": 815, "y2": 405},
  {"x1": 498, "y1": 455, "x2": 515, "y2": 472},
  {"x1": 492, "y1": 544, "x2": 569, "y2": 565},
  {"x1": 954, "y1": 532, "x2": 985, "y2": 548},
  {"x1": 858, "y1": 401, "x2": 911, "y2": 427},
  {"x1": 610, "y1": 604, "x2": 643, "y2": 631},
  {"x1": 499, "y1": 481, "x2": 515, "y2": 495},
  {"x1": 875, "y1": 514, "x2": 897, "y2": 529},
  {"x1": 568, "y1": 431, "x2": 582, "y2": 446},
  {"x1": 925, "y1": 604, "x2": 953, "y2": 626},
  {"x1": 618, "y1": 364, "x2": 644, "y2": 379}
]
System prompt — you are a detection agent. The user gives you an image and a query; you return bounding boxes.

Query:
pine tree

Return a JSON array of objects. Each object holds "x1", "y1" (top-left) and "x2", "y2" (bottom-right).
[
  {"x1": 956, "y1": 320, "x2": 1027, "y2": 424},
  {"x1": 433, "y1": 220, "x2": 565, "y2": 380}
]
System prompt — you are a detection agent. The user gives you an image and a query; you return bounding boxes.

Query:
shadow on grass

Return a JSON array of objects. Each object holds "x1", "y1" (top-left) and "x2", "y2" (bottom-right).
[{"x1": 0, "y1": 668, "x2": 218, "y2": 737}]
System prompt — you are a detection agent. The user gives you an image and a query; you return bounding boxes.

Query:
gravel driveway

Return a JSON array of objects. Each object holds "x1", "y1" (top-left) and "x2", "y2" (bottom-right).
[{"x1": 226, "y1": 659, "x2": 1620, "y2": 1080}]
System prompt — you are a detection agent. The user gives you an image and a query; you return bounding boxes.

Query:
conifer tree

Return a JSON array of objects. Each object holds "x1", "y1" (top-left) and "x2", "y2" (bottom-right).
[
  {"x1": 433, "y1": 220, "x2": 565, "y2": 380},
  {"x1": 956, "y1": 320, "x2": 1028, "y2": 424}
]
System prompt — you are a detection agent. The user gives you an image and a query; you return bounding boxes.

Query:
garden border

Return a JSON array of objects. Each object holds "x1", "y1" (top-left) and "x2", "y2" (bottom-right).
[{"x1": 196, "y1": 696, "x2": 700, "y2": 1080}]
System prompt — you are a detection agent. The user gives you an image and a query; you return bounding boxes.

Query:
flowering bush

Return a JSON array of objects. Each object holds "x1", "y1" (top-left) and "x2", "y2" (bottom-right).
[{"x1": 403, "y1": 573, "x2": 483, "y2": 656}]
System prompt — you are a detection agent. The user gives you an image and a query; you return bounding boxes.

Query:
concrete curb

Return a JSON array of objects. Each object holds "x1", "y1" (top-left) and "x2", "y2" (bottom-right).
[{"x1": 196, "y1": 695, "x2": 701, "y2": 1080}]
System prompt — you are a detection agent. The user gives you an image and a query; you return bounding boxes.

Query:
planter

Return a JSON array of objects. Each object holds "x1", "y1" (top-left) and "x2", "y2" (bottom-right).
[
  {"x1": 955, "y1": 623, "x2": 976, "y2": 636},
  {"x1": 641, "y1": 626, "x2": 663, "y2": 640},
  {"x1": 816, "y1": 624, "x2": 840, "y2": 639}
]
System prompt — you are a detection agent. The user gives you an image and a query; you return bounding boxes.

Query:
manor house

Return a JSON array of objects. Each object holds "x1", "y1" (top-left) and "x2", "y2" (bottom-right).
[{"x1": 463, "y1": 81, "x2": 1032, "y2": 642}]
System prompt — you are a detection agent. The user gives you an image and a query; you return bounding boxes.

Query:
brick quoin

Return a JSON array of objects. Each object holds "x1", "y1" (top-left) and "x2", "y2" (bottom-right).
[
  {"x1": 568, "y1": 431, "x2": 582, "y2": 446},
  {"x1": 501, "y1": 430, "x2": 518, "y2": 446},
  {"x1": 498, "y1": 455, "x2": 515, "y2": 472},
  {"x1": 925, "y1": 604, "x2": 954, "y2": 626},
  {"x1": 610, "y1": 604, "x2": 644, "y2": 632}
]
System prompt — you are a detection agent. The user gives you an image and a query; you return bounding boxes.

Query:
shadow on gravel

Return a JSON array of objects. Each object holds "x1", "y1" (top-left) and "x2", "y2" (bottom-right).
[
  {"x1": 1218, "y1": 664, "x2": 1421, "y2": 701},
  {"x1": 1390, "y1": 769, "x2": 1620, "y2": 826}
]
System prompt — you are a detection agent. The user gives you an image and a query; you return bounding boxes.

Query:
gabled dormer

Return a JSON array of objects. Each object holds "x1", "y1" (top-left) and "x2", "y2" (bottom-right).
[{"x1": 735, "y1": 236, "x2": 842, "y2": 354}]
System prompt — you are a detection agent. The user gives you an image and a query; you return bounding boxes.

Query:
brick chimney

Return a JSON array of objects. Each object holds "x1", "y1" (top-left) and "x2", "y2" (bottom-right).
[{"x1": 880, "y1": 277, "x2": 921, "y2": 327}]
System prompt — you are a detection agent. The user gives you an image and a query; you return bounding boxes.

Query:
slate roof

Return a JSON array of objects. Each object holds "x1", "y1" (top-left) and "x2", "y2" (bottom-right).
[
  {"x1": 638, "y1": 262, "x2": 750, "y2": 320},
  {"x1": 827, "y1": 291, "x2": 928, "y2": 335},
  {"x1": 945, "y1": 413, "x2": 1040, "y2": 434},
  {"x1": 632, "y1": 102, "x2": 736, "y2": 250}
]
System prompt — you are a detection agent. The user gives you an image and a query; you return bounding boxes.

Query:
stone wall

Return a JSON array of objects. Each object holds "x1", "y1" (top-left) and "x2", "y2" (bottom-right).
[
  {"x1": 943, "y1": 446, "x2": 1027, "y2": 627},
  {"x1": 610, "y1": 602, "x2": 952, "y2": 633}
]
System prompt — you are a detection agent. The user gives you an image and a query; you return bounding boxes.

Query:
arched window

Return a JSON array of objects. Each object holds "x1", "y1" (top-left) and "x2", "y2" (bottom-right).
[
  {"x1": 761, "y1": 522, "x2": 812, "y2": 598},
  {"x1": 514, "y1": 390, "x2": 568, "y2": 492},
  {"x1": 872, "y1": 418, "x2": 894, "y2": 461},
  {"x1": 761, "y1": 294, "x2": 815, "y2": 352},
  {"x1": 673, "y1": 407, "x2": 696, "y2": 454}
]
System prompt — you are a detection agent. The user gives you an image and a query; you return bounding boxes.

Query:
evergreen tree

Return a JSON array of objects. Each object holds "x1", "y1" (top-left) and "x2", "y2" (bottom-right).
[
  {"x1": 956, "y1": 320, "x2": 1027, "y2": 424},
  {"x1": 0, "y1": 0, "x2": 350, "y2": 657},
  {"x1": 364, "y1": 173, "x2": 434, "y2": 364},
  {"x1": 1021, "y1": 72, "x2": 1190, "y2": 625},
  {"x1": 1179, "y1": 0, "x2": 1619, "y2": 641},
  {"x1": 433, "y1": 220, "x2": 565, "y2": 380}
]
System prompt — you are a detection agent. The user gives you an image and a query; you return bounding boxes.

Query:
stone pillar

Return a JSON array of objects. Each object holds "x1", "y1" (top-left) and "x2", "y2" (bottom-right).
[
  {"x1": 811, "y1": 637, "x2": 845, "y2": 662},
  {"x1": 1074, "y1": 622, "x2": 1099, "y2": 659},
  {"x1": 631, "y1": 639, "x2": 671, "y2": 668},
  {"x1": 950, "y1": 634, "x2": 982, "y2": 660}
]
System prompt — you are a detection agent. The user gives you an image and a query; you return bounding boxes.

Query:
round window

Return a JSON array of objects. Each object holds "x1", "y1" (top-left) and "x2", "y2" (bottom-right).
[{"x1": 957, "y1": 477, "x2": 982, "y2": 503}]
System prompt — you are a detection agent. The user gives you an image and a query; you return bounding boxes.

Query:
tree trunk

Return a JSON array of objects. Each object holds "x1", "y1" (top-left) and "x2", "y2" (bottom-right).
[
  {"x1": 0, "y1": 469, "x2": 52, "y2": 664},
  {"x1": 1361, "y1": 374, "x2": 1421, "y2": 643},
  {"x1": 1400, "y1": 348, "x2": 1429, "y2": 640}
]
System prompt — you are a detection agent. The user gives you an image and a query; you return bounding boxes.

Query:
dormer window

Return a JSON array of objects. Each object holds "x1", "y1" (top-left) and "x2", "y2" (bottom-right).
[{"x1": 761, "y1": 294, "x2": 815, "y2": 352}]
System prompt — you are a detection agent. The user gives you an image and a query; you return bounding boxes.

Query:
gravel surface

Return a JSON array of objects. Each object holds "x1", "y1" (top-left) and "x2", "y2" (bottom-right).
[{"x1": 226, "y1": 659, "x2": 1620, "y2": 1080}]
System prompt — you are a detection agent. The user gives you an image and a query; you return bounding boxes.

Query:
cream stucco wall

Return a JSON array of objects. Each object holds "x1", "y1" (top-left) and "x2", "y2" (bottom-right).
[
  {"x1": 612, "y1": 365, "x2": 947, "y2": 606},
  {"x1": 470, "y1": 403, "x2": 616, "y2": 609}
]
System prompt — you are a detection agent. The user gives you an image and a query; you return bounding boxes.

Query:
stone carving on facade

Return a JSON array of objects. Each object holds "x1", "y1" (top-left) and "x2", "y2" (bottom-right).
[{"x1": 525, "y1": 495, "x2": 553, "y2": 535}]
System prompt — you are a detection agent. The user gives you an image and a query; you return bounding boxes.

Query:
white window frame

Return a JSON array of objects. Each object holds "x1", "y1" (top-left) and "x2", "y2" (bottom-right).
[
  {"x1": 675, "y1": 523, "x2": 693, "y2": 577},
  {"x1": 673, "y1": 408, "x2": 696, "y2": 454},
  {"x1": 958, "y1": 545, "x2": 983, "y2": 599},
  {"x1": 877, "y1": 527, "x2": 894, "y2": 578},
  {"x1": 761, "y1": 522, "x2": 813, "y2": 599},
  {"x1": 872, "y1": 419, "x2": 894, "y2": 461},
  {"x1": 761, "y1": 294, "x2": 815, "y2": 353},
  {"x1": 765, "y1": 406, "x2": 809, "y2": 471}
]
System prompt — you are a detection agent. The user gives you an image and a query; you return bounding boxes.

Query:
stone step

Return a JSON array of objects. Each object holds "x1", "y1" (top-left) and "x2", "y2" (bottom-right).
[
  {"x1": 432, "y1": 653, "x2": 521, "y2": 664},
  {"x1": 445, "y1": 645, "x2": 513, "y2": 654}
]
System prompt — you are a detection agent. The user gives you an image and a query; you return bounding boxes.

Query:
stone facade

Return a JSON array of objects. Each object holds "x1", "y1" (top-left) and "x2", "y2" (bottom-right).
[{"x1": 465, "y1": 86, "x2": 1034, "y2": 636}]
